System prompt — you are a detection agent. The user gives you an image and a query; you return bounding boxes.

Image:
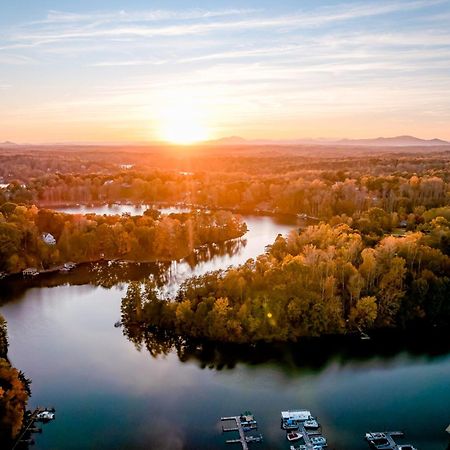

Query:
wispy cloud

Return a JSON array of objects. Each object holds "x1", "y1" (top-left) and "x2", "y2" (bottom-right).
[
  {"x1": 1, "y1": 0, "x2": 450, "y2": 141},
  {"x1": 0, "y1": 54, "x2": 35, "y2": 64},
  {"x1": 91, "y1": 59, "x2": 168, "y2": 67},
  {"x1": 32, "y1": 8, "x2": 261, "y2": 25},
  {"x1": 6, "y1": 1, "x2": 445, "y2": 46}
]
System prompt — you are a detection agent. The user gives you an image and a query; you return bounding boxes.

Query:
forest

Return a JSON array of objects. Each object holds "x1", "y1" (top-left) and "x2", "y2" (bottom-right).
[
  {"x1": 0, "y1": 314, "x2": 30, "y2": 444},
  {"x1": 1, "y1": 147, "x2": 448, "y2": 221},
  {"x1": 1, "y1": 144, "x2": 450, "y2": 341},
  {"x1": 107, "y1": 146, "x2": 450, "y2": 343},
  {"x1": 121, "y1": 211, "x2": 450, "y2": 343},
  {"x1": 0, "y1": 205, "x2": 246, "y2": 274}
]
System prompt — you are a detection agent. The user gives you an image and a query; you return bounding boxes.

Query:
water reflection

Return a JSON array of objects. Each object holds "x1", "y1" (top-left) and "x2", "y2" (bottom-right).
[
  {"x1": 0, "y1": 237, "x2": 247, "y2": 303},
  {"x1": 1, "y1": 214, "x2": 449, "y2": 450},
  {"x1": 123, "y1": 324, "x2": 450, "y2": 374},
  {"x1": 2, "y1": 282, "x2": 449, "y2": 450},
  {"x1": 53, "y1": 203, "x2": 191, "y2": 216},
  {"x1": 0, "y1": 214, "x2": 293, "y2": 303}
]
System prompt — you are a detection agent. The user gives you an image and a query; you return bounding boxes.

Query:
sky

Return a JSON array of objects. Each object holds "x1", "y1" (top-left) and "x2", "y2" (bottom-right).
[{"x1": 1, "y1": 0, "x2": 450, "y2": 143}]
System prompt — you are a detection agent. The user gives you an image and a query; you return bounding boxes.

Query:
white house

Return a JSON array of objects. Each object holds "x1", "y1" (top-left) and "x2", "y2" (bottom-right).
[{"x1": 42, "y1": 232, "x2": 56, "y2": 246}]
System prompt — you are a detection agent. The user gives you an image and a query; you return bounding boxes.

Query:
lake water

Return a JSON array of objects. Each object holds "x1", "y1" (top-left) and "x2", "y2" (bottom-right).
[
  {"x1": 53, "y1": 203, "x2": 191, "y2": 216},
  {"x1": 0, "y1": 215, "x2": 449, "y2": 449}
]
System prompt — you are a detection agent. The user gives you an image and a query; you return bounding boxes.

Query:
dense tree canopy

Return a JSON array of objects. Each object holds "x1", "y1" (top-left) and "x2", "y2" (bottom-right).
[
  {"x1": 0, "y1": 315, "x2": 30, "y2": 443},
  {"x1": 0, "y1": 206, "x2": 246, "y2": 273},
  {"x1": 122, "y1": 221, "x2": 450, "y2": 343}
]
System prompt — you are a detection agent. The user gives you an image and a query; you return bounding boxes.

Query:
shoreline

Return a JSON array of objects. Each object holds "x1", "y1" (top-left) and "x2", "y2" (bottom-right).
[
  {"x1": 0, "y1": 233, "x2": 248, "y2": 280},
  {"x1": 0, "y1": 201, "x2": 251, "y2": 279},
  {"x1": 36, "y1": 200, "x2": 299, "y2": 219}
]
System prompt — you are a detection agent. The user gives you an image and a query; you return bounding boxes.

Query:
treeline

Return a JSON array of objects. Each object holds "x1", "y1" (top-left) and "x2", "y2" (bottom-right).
[
  {"x1": 1, "y1": 144, "x2": 449, "y2": 183},
  {"x1": 121, "y1": 208, "x2": 450, "y2": 343},
  {"x1": 0, "y1": 314, "x2": 30, "y2": 443},
  {"x1": 1, "y1": 160, "x2": 448, "y2": 218},
  {"x1": 0, "y1": 204, "x2": 246, "y2": 274},
  {"x1": 0, "y1": 147, "x2": 119, "y2": 182}
]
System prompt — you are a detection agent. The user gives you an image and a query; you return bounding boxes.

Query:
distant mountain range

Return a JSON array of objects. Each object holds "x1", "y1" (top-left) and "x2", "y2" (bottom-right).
[
  {"x1": 208, "y1": 135, "x2": 450, "y2": 147},
  {"x1": 2, "y1": 136, "x2": 449, "y2": 147},
  {"x1": 0, "y1": 141, "x2": 18, "y2": 147},
  {"x1": 337, "y1": 135, "x2": 450, "y2": 146}
]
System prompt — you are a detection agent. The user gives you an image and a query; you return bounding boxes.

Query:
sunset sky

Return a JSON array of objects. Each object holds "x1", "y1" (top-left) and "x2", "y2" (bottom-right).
[{"x1": 1, "y1": 0, "x2": 450, "y2": 143}]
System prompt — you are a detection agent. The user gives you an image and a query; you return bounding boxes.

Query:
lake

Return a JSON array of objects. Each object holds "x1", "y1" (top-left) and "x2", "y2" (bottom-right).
[
  {"x1": 53, "y1": 203, "x2": 191, "y2": 216},
  {"x1": 0, "y1": 214, "x2": 449, "y2": 449}
]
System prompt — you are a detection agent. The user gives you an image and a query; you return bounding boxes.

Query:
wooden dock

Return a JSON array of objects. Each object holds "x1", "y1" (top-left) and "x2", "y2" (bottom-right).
[
  {"x1": 297, "y1": 422, "x2": 321, "y2": 449},
  {"x1": 365, "y1": 431, "x2": 405, "y2": 449},
  {"x1": 281, "y1": 410, "x2": 327, "y2": 450},
  {"x1": 11, "y1": 407, "x2": 55, "y2": 450},
  {"x1": 221, "y1": 414, "x2": 263, "y2": 450}
]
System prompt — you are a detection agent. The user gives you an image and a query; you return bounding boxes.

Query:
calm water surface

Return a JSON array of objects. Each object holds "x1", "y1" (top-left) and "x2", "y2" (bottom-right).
[
  {"x1": 54, "y1": 203, "x2": 191, "y2": 215},
  {"x1": 1, "y1": 215, "x2": 449, "y2": 449}
]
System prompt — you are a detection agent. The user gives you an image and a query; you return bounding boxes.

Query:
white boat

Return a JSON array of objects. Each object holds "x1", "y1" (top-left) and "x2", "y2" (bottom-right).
[
  {"x1": 304, "y1": 418, "x2": 320, "y2": 429},
  {"x1": 290, "y1": 446, "x2": 322, "y2": 450},
  {"x1": 310, "y1": 435, "x2": 327, "y2": 447},
  {"x1": 287, "y1": 432, "x2": 303, "y2": 442},
  {"x1": 36, "y1": 411, "x2": 55, "y2": 421}
]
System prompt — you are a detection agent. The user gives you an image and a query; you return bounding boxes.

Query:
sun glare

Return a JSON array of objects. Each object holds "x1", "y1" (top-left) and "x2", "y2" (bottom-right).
[{"x1": 159, "y1": 101, "x2": 209, "y2": 145}]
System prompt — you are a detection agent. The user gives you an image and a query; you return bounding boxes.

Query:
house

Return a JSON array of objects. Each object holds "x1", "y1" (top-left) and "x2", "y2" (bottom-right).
[
  {"x1": 60, "y1": 262, "x2": 76, "y2": 273},
  {"x1": 42, "y1": 232, "x2": 56, "y2": 246}
]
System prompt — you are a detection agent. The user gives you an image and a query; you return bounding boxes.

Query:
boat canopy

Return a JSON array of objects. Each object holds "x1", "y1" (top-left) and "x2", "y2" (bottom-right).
[{"x1": 281, "y1": 410, "x2": 312, "y2": 421}]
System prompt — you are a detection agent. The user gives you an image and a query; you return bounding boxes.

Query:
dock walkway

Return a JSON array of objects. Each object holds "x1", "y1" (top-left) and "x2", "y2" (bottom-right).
[
  {"x1": 221, "y1": 415, "x2": 262, "y2": 450},
  {"x1": 365, "y1": 431, "x2": 405, "y2": 449},
  {"x1": 11, "y1": 407, "x2": 55, "y2": 450},
  {"x1": 297, "y1": 422, "x2": 321, "y2": 450}
]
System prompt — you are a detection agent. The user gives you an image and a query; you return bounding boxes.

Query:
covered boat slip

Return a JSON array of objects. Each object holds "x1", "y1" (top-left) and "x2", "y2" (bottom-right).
[{"x1": 281, "y1": 410, "x2": 313, "y2": 423}]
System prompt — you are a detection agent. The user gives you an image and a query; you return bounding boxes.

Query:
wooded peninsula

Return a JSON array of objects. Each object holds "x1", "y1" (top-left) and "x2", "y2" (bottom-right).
[{"x1": 1, "y1": 144, "x2": 449, "y2": 342}]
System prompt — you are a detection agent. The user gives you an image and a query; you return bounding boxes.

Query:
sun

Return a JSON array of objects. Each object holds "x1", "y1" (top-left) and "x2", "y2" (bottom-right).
[{"x1": 158, "y1": 101, "x2": 210, "y2": 145}]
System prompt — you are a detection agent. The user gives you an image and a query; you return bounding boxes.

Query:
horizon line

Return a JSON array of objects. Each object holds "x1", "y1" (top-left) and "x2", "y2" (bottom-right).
[{"x1": 1, "y1": 134, "x2": 450, "y2": 147}]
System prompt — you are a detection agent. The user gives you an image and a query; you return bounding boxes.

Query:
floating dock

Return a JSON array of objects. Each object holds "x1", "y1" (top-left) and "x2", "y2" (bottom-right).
[
  {"x1": 281, "y1": 410, "x2": 327, "y2": 450},
  {"x1": 365, "y1": 431, "x2": 417, "y2": 449},
  {"x1": 11, "y1": 407, "x2": 55, "y2": 450},
  {"x1": 221, "y1": 413, "x2": 263, "y2": 450}
]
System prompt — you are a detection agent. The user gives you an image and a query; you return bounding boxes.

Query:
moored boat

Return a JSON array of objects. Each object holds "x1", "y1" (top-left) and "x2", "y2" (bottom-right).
[
  {"x1": 310, "y1": 435, "x2": 327, "y2": 447},
  {"x1": 304, "y1": 418, "x2": 320, "y2": 429},
  {"x1": 287, "y1": 431, "x2": 303, "y2": 442}
]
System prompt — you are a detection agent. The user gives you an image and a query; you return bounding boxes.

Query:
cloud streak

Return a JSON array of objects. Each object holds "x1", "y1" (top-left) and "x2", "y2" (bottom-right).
[
  {"x1": 1, "y1": 0, "x2": 450, "y2": 141},
  {"x1": 6, "y1": 1, "x2": 445, "y2": 45}
]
